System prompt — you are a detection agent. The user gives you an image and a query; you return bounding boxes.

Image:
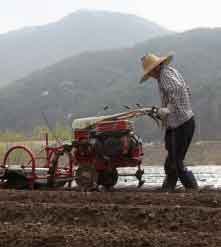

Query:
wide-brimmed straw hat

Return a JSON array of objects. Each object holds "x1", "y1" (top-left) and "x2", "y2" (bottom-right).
[{"x1": 139, "y1": 53, "x2": 173, "y2": 83}]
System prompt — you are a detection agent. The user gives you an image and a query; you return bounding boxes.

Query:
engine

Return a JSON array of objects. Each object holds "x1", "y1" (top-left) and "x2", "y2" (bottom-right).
[
  {"x1": 72, "y1": 117, "x2": 144, "y2": 188},
  {"x1": 73, "y1": 119, "x2": 142, "y2": 162},
  {"x1": 94, "y1": 132, "x2": 142, "y2": 159}
]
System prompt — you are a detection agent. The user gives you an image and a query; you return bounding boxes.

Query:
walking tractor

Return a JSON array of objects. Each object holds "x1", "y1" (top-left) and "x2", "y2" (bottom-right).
[{"x1": 0, "y1": 106, "x2": 161, "y2": 190}]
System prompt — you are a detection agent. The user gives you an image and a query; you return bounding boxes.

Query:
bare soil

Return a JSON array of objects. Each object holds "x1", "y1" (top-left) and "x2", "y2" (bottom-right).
[{"x1": 0, "y1": 188, "x2": 221, "y2": 246}]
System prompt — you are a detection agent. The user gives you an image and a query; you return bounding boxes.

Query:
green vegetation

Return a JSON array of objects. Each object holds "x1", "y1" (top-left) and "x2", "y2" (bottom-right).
[
  {"x1": 0, "y1": 123, "x2": 71, "y2": 142},
  {"x1": 32, "y1": 123, "x2": 72, "y2": 141},
  {"x1": 0, "y1": 123, "x2": 72, "y2": 165},
  {"x1": 1, "y1": 139, "x2": 221, "y2": 166}
]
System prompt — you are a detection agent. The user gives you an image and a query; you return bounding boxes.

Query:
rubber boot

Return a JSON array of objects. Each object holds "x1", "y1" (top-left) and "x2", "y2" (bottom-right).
[
  {"x1": 161, "y1": 174, "x2": 178, "y2": 192},
  {"x1": 179, "y1": 169, "x2": 198, "y2": 190}
]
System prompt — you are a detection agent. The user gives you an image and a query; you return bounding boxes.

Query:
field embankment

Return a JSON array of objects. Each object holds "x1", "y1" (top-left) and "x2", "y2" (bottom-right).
[{"x1": 1, "y1": 140, "x2": 221, "y2": 165}]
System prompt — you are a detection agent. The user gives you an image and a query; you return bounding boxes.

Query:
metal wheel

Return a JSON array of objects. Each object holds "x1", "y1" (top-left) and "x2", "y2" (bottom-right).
[
  {"x1": 98, "y1": 168, "x2": 118, "y2": 189},
  {"x1": 3, "y1": 145, "x2": 36, "y2": 189},
  {"x1": 75, "y1": 164, "x2": 98, "y2": 191}
]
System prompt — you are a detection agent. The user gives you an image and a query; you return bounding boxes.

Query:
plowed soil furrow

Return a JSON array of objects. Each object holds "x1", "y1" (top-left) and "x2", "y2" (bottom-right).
[{"x1": 0, "y1": 189, "x2": 221, "y2": 246}]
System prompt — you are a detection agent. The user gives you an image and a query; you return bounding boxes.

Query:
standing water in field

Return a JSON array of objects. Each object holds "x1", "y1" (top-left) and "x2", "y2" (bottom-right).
[{"x1": 114, "y1": 165, "x2": 221, "y2": 189}]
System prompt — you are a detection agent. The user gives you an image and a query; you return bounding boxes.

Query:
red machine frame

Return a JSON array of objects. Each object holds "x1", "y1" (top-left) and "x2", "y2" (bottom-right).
[
  {"x1": 1, "y1": 134, "x2": 74, "y2": 189},
  {"x1": 0, "y1": 106, "x2": 160, "y2": 190}
]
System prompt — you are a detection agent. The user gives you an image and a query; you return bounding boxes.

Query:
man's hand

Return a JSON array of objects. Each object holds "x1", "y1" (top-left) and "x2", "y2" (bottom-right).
[{"x1": 157, "y1": 107, "x2": 170, "y2": 120}]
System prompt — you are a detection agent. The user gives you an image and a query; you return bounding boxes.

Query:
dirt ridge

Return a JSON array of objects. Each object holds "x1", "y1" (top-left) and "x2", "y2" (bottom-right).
[{"x1": 0, "y1": 189, "x2": 221, "y2": 246}]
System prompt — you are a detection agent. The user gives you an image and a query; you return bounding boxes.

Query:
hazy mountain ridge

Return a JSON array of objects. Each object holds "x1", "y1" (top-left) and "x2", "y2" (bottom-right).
[
  {"x1": 0, "y1": 28, "x2": 221, "y2": 140},
  {"x1": 0, "y1": 10, "x2": 170, "y2": 85}
]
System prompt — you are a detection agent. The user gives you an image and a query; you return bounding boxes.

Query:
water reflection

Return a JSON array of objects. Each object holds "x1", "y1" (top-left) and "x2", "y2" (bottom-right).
[{"x1": 117, "y1": 166, "x2": 221, "y2": 188}]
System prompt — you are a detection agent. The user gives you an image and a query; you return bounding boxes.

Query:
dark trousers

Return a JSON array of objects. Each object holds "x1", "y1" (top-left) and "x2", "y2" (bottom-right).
[{"x1": 162, "y1": 117, "x2": 198, "y2": 191}]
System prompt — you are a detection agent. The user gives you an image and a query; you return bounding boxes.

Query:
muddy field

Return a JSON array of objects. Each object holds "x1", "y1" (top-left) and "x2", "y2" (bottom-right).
[{"x1": 0, "y1": 189, "x2": 221, "y2": 247}]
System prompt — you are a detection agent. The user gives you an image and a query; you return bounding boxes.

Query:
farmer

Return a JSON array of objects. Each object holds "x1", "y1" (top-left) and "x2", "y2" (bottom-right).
[{"x1": 140, "y1": 53, "x2": 198, "y2": 191}]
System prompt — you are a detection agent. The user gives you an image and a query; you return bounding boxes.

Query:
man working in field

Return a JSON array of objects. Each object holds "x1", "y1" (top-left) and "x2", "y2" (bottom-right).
[{"x1": 140, "y1": 54, "x2": 198, "y2": 191}]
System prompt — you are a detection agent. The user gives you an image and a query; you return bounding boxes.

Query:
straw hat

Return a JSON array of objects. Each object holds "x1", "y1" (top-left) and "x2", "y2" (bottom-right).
[{"x1": 139, "y1": 53, "x2": 173, "y2": 83}]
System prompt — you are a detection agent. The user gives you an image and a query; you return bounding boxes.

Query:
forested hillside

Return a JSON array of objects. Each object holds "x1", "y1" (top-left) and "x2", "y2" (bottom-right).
[
  {"x1": 0, "y1": 10, "x2": 170, "y2": 85},
  {"x1": 0, "y1": 28, "x2": 221, "y2": 140}
]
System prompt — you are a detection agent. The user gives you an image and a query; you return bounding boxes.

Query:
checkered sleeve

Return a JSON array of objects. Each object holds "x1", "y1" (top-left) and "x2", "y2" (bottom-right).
[
  {"x1": 159, "y1": 66, "x2": 194, "y2": 128},
  {"x1": 160, "y1": 67, "x2": 181, "y2": 109}
]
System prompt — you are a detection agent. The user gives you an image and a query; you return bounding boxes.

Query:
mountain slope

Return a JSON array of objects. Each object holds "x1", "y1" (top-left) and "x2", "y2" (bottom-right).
[
  {"x1": 1, "y1": 28, "x2": 221, "y2": 140},
  {"x1": 0, "y1": 10, "x2": 170, "y2": 85}
]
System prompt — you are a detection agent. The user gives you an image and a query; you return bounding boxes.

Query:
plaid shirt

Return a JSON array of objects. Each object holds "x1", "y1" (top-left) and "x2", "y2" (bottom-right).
[{"x1": 158, "y1": 65, "x2": 194, "y2": 129}]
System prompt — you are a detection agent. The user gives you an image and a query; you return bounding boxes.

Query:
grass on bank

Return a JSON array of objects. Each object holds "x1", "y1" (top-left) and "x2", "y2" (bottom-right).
[{"x1": 1, "y1": 124, "x2": 221, "y2": 165}]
